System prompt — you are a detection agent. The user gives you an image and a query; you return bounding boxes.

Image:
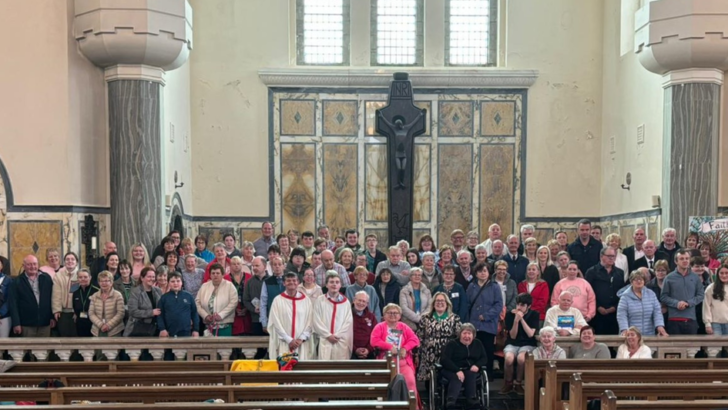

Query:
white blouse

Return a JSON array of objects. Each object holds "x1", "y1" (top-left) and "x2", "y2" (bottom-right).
[{"x1": 616, "y1": 344, "x2": 652, "y2": 359}]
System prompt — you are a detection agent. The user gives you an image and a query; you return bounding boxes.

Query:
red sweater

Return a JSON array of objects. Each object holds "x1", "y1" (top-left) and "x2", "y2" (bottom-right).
[
  {"x1": 517, "y1": 280, "x2": 550, "y2": 320},
  {"x1": 352, "y1": 308, "x2": 377, "y2": 353}
]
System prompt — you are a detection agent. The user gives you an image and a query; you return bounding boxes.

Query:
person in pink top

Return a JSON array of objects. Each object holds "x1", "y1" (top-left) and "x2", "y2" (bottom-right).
[
  {"x1": 370, "y1": 303, "x2": 421, "y2": 409},
  {"x1": 551, "y1": 260, "x2": 596, "y2": 322}
]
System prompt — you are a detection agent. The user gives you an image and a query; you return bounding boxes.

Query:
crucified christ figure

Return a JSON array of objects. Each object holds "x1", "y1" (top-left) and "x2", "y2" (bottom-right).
[{"x1": 377, "y1": 110, "x2": 425, "y2": 190}]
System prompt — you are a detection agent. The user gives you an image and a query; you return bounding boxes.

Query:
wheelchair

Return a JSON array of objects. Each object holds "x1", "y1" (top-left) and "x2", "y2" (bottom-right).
[{"x1": 429, "y1": 363, "x2": 489, "y2": 409}]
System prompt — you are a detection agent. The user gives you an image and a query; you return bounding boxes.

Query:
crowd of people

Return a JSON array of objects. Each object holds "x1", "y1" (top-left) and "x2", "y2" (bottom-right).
[{"x1": 0, "y1": 219, "x2": 727, "y2": 406}]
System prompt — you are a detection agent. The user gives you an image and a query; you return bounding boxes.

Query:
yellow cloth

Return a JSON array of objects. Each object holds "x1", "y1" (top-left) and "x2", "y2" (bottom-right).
[{"x1": 230, "y1": 359, "x2": 278, "y2": 386}]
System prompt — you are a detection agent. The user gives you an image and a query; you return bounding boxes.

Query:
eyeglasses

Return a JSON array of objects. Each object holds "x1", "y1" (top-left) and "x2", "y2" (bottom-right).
[{"x1": 385, "y1": 312, "x2": 401, "y2": 316}]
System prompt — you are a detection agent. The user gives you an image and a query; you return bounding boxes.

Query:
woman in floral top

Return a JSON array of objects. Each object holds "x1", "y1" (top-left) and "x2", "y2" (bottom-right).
[{"x1": 416, "y1": 292, "x2": 460, "y2": 382}]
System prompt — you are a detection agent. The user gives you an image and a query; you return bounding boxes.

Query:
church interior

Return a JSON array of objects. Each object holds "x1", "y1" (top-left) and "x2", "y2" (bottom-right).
[{"x1": 1, "y1": 0, "x2": 728, "y2": 409}]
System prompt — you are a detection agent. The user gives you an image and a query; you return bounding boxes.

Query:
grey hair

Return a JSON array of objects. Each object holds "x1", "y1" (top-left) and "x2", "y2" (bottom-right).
[
  {"x1": 458, "y1": 323, "x2": 477, "y2": 338},
  {"x1": 506, "y1": 234, "x2": 519, "y2": 243},
  {"x1": 456, "y1": 249, "x2": 471, "y2": 259},
  {"x1": 184, "y1": 254, "x2": 198, "y2": 262},
  {"x1": 388, "y1": 245, "x2": 401, "y2": 253},
  {"x1": 662, "y1": 227, "x2": 676, "y2": 236},
  {"x1": 409, "y1": 267, "x2": 423, "y2": 276},
  {"x1": 396, "y1": 239, "x2": 410, "y2": 248},
  {"x1": 354, "y1": 290, "x2": 370, "y2": 301},
  {"x1": 212, "y1": 242, "x2": 225, "y2": 251},
  {"x1": 520, "y1": 225, "x2": 535, "y2": 233},
  {"x1": 475, "y1": 244, "x2": 487, "y2": 252},
  {"x1": 422, "y1": 251, "x2": 436, "y2": 260}
]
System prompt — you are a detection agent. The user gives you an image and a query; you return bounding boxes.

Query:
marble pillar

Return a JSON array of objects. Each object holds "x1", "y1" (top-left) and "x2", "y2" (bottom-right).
[
  {"x1": 662, "y1": 77, "x2": 720, "y2": 237},
  {"x1": 108, "y1": 80, "x2": 162, "y2": 257}
]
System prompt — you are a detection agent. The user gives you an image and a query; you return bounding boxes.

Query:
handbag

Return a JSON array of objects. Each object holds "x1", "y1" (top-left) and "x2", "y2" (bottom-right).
[
  {"x1": 495, "y1": 305, "x2": 508, "y2": 351},
  {"x1": 230, "y1": 359, "x2": 278, "y2": 386},
  {"x1": 130, "y1": 319, "x2": 157, "y2": 337}
]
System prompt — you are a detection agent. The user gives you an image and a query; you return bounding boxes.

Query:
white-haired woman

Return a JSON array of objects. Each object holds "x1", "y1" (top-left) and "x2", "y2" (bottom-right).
[{"x1": 533, "y1": 326, "x2": 566, "y2": 359}]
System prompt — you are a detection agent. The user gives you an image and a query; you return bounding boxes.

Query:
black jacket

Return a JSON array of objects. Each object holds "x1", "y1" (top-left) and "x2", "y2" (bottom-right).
[
  {"x1": 622, "y1": 245, "x2": 638, "y2": 273},
  {"x1": 584, "y1": 264, "x2": 625, "y2": 309},
  {"x1": 658, "y1": 242, "x2": 681, "y2": 270},
  {"x1": 567, "y1": 236, "x2": 603, "y2": 274},
  {"x1": 499, "y1": 254, "x2": 529, "y2": 284},
  {"x1": 9, "y1": 272, "x2": 54, "y2": 327},
  {"x1": 633, "y1": 252, "x2": 669, "y2": 271},
  {"x1": 440, "y1": 338, "x2": 488, "y2": 372},
  {"x1": 373, "y1": 276, "x2": 402, "y2": 311}
]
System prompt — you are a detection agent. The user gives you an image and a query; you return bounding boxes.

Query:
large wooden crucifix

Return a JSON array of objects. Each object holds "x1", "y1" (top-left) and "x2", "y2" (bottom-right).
[{"x1": 376, "y1": 73, "x2": 427, "y2": 246}]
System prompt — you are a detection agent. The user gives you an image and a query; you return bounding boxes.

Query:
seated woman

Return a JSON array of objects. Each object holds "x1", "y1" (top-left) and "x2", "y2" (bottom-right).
[
  {"x1": 532, "y1": 326, "x2": 566, "y2": 359},
  {"x1": 370, "y1": 303, "x2": 421, "y2": 408},
  {"x1": 416, "y1": 292, "x2": 461, "y2": 387},
  {"x1": 617, "y1": 270, "x2": 668, "y2": 336},
  {"x1": 439, "y1": 323, "x2": 487, "y2": 409},
  {"x1": 568, "y1": 325, "x2": 610, "y2": 359},
  {"x1": 616, "y1": 326, "x2": 652, "y2": 359}
]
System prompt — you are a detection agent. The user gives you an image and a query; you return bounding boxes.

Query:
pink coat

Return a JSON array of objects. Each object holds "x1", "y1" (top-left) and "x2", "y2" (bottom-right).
[{"x1": 370, "y1": 321, "x2": 420, "y2": 369}]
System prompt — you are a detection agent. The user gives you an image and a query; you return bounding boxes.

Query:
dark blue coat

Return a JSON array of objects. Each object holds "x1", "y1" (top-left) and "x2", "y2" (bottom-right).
[
  {"x1": 499, "y1": 254, "x2": 529, "y2": 284},
  {"x1": 567, "y1": 236, "x2": 603, "y2": 274}
]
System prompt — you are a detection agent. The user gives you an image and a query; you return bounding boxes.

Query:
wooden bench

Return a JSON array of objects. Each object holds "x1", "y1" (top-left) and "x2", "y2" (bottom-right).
[
  {"x1": 7, "y1": 358, "x2": 391, "y2": 373},
  {"x1": 540, "y1": 364, "x2": 728, "y2": 410},
  {"x1": 599, "y1": 390, "x2": 728, "y2": 410},
  {"x1": 524, "y1": 355, "x2": 728, "y2": 410},
  {"x1": 0, "y1": 369, "x2": 395, "y2": 387},
  {"x1": 0, "y1": 383, "x2": 391, "y2": 404},
  {"x1": 569, "y1": 374, "x2": 728, "y2": 410},
  {"x1": 0, "y1": 398, "x2": 417, "y2": 410}
]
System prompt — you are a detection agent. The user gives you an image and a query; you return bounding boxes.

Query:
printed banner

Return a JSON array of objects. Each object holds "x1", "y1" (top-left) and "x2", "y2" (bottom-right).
[{"x1": 689, "y1": 216, "x2": 728, "y2": 260}]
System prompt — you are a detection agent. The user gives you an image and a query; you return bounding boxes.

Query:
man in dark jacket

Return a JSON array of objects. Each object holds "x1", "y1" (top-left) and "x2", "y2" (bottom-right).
[
  {"x1": 9, "y1": 255, "x2": 54, "y2": 337},
  {"x1": 585, "y1": 247, "x2": 625, "y2": 335},
  {"x1": 500, "y1": 235, "x2": 529, "y2": 284},
  {"x1": 622, "y1": 227, "x2": 646, "y2": 273},
  {"x1": 658, "y1": 228, "x2": 681, "y2": 271},
  {"x1": 567, "y1": 219, "x2": 603, "y2": 274}
]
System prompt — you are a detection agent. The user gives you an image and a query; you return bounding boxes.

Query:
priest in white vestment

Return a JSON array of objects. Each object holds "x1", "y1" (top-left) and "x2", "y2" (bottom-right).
[
  {"x1": 313, "y1": 271, "x2": 353, "y2": 360},
  {"x1": 267, "y1": 272, "x2": 314, "y2": 360}
]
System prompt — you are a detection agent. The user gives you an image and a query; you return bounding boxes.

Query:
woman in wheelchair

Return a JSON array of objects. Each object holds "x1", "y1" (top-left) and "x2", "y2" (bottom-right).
[{"x1": 440, "y1": 323, "x2": 488, "y2": 408}]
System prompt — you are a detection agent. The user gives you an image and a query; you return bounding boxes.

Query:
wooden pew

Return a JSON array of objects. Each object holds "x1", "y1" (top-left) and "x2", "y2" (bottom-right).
[
  {"x1": 524, "y1": 355, "x2": 728, "y2": 410},
  {"x1": 600, "y1": 390, "x2": 728, "y2": 410},
  {"x1": 0, "y1": 383, "x2": 390, "y2": 405},
  {"x1": 0, "y1": 369, "x2": 394, "y2": 387},
  {"x1": 0, "y1": 395, "x2": 417, "y2": 410},
  {"x1": 541, "y1": 363, "x2": 728, "y2": 410},
  {"x1": 7, "y1": 358, "x2": 390, "y2": 373},
  {"x1": 569, "y1": 374, "x2": 728, "y2": 410}
]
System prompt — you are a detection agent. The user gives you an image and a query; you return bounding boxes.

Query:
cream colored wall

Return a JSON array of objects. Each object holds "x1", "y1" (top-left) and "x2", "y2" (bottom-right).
[
  {"x1": 189, "y1": 0, "x2": 289, "y2": 217},
  {"x1": 600, "y1": 0, "x2": 664, "y2": 215},
  {"x1": 163, "y1": 63, "x2": 193, "y2": 214},
  {"x1": 506, "y1": 0, "x2": 604, "y2": 217},
  {"x1": 0, "y1": 0, "x2": 107, "y2": 207}
]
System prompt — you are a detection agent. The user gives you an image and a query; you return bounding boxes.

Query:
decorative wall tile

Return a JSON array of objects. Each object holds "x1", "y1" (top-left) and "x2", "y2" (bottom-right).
[
  {"x1": 533, "y1": 228, "x2": 554, "y2": 247},
  {"x1": 413, "y1": 145, "x2": 431, "y2": 222},
  {"x1": 481, "y1": 101, "x2": 516, "y2": 136},
  {"x1": 280, "y1": 100, "x2": 315, "y2": 136},
  {"x1": 240, "y1": 228, "x2": 260, "y2": 245},
  {"x1": 198, "y1": 226, "x2": 236, "y2": 250},
  {"x1": 323, "y1": 100, "x2": 358, "y2": 136},
  {"x1": 437, "y1": 145, "x2": 473, "y2": 242},
  {"x1": 620, "y1": 225, "x2": 636, "y2": 248},
  {"x1": 479, "y1": 144, "x2": 514, "y2": 239},
  {"x1": 438, "y1": 101, "x2": 473, "y2": 137},
  {"x1": 414, "y1": 101, "x2": 432, "y2": 136},
  {"x1": 281, "y1": 144, "x2": 316, "y2": 235},
  {"x1": 9, "y1": 221, "x2": 62, "y2": 275},
  {"x1": 323, "y1": 144, "x2": 358, "y2": 238},
  {"x1": 365, "y1": 144, "x2": 388, "y2": 222},
  {"x1": 413, "y1": 229, "x2": 431, "y2": 249},
  {"x1": 365, "y1": 101, "x2": 387, "y2": 136},
  {"x1": 364, "y1": 228, "x2": 389, "y2": 251},
  {"x1": 648, "y1": 223, "x2": 658, "y2": 243}
]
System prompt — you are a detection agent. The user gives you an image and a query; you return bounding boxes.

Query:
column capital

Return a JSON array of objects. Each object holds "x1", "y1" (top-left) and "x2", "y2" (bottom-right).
[
  {"x1": 74, "y1": 0, "x2": 192, "y2": 72},
  {"x1": 662, "y1": 68, "x2": 725, "y2": 88},
  {"x1": 105, "y1": 64, "x2": 166, "y2": 85},
  {"x1": 635, "y1": 0, "x2": 728, "y2": 75}
]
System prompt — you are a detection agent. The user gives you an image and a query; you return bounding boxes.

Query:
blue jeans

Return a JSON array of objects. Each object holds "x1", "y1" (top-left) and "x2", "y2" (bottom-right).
[{"x1": 711, "y1": 323, "x2": 728, "y2": 335}]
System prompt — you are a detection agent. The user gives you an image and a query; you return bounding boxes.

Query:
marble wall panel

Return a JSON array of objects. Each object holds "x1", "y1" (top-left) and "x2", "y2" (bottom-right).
[
  {"x1": 533, "y1": 228, "x2": 554, "y2": 248},
  {"x1": 365, "y1": 101, "x2": 386, "y2": 136},
  {"x1": 281, "y1": 143, "x2": 316, "y2": 235},
  {"x1": 8, "y1": 221, "x2": 62, "y2": 276},
  {"x1": 323, "y1": 100, "x2": 358, "y2": 136},
  {"x1": 438, "y1": 101, "x2": 474, "y2": 137},
  {"x1": 479, "y1": 144, "x2": 515, "y2": 239},
  {"x1": 481, "y1": 101, "x2": 516, "y2": 137},
  {"x1": 414, "y1": 145, "x2": 431, "y2": 222},
  {"x1": 620, "y1": 225, "x2": 636, "y2": 248},
  {"x1": 413, "y1": 229, "x2": 431, "y2": 249},
  {"x1": 365, "y1": 144, "x2": 388, "y2": 222},
  {"x1": 414, "y1": 101, "x2": 432, "y2": 136},
  {"x1": 364, "y1": 228, "x2": 389, "y2": 251},
  {"x1": 323, "y1": 144, "x2": 358, "y2": 238},
  {"x1": 280, "y1": 99, "x2": 316, "y2": 136},
  {"x1": 240, "y1": 228, "x2": 260, "y2": 245},
  {"x1": 198, "y1": 226, "x2": 236, "y2": 250},
  {"x1": 437, "y1": 144, "x2": 473, "y2": 242}
]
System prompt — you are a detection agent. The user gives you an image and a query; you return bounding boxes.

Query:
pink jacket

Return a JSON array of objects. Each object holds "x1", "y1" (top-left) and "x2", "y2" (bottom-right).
[
  {"x1": 370, "y1": 321, "x2": 420, "y2": 369},
  {"x1": 551, "y1": 277, "x2": 596, "y2": 321}
]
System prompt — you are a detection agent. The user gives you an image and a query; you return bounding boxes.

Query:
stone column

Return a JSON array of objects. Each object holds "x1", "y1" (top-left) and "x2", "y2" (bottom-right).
[
  {"x1": 635, "y1": 0, "x2": 728, "y2": 236},
  {"x1": 74, "y1": 1, "x2": 192, "y2": 256}
]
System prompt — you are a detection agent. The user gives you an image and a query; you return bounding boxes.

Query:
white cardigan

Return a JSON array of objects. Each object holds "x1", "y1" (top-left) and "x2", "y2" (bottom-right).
[
  {"x1": 195, "y1": 280, "x2": 239, "y2": 324},
  {"x1": 616, "y1": 344, "x2": 652, "y2": 359}
]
